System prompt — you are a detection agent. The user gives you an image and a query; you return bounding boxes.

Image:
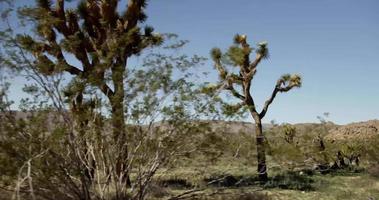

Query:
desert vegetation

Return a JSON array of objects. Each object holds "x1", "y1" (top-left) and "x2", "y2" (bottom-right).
[{"x1": 0, "y1": 0, "x2": 378, "y2": 200}]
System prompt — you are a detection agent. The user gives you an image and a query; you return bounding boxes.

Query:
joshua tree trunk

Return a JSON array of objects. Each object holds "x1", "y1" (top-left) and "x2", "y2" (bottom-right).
[
  {"x1": 254, "y1": 118, "x2": 268, "y2": 182},
  {"x1": 111, "y1": 99, "x2": 127, "y2": 173},
  {"x1": 250, "y1": 110, "x2": 268, "y2": 182},
  {"x1": 110, "y1": 63, "x2": 131, "y2": 186}
]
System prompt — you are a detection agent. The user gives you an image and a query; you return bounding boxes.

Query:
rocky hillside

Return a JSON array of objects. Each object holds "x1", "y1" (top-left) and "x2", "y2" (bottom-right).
[{"x1": 325, "y1": 120, "x2": 379, "y2": 141}]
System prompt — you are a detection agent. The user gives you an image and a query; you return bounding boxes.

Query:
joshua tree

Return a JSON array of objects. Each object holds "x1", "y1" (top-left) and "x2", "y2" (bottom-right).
[
  {"x1": 11, "y1": 0, "x2": 162, "y2": 185},
  {"x1": 210, "y1": 34, "x2": 302, "y2": 181}
]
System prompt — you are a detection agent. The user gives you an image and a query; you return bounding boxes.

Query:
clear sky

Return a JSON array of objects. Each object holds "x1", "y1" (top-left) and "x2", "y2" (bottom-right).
[
  {"x1": 144, "y1": 0, "x2": 379, "y2": 124},
  {"x1": 5, "y1": 0, "x2": 379, "y2": 124}
]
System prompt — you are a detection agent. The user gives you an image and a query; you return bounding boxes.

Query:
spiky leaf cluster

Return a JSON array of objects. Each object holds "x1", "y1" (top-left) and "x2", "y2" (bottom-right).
[
  {"x1": 256, "y1": 41, "x2": 269, "y2": 59},
  {"x1": 227, "y1": 46, "x2": 247, "y2": 66},
  {"x1": 16, "y1": 0, "x2": 163, "y2": 99},
  {"x1": 211, "y1": 48, "x2": 222, "y2": 61},
  {"x1": 277, "y1": 74, "x2": 302, "y2": 91}
]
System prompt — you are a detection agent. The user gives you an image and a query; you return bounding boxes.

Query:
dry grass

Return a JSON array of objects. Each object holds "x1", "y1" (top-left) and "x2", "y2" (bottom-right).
[{"x1": 150, "y1": 160, "x2": 379, "y2": 200}]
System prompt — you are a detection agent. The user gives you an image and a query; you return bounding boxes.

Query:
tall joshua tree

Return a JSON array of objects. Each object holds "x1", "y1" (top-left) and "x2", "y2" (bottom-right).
[
  {"x1": 210, "y1": 34, "x2": 302, "y2": 181},
  {"x1": 15, "y1": 0, "x2": 162, "y2": 184}
]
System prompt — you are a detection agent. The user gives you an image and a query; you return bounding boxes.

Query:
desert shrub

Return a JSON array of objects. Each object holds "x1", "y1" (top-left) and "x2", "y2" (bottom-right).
[
  {"x1": 190, "y1": 122, "x2": 256, "y2": 168},
  {"x1": 368, "y1": 164, "x2": 379, "y2": 178},
  {"x1": 282, "y1": 124, "x2": 296, "y2": 144},
  {"x1": 0, "y1": 110, "x2": 80, "y2": 200},
  {"x1": 267, "y1": 113, "x2": 375, "y2": 174},
  {"x1": 266, "y1": 123, "x2": 324, "y2": 170},
  {"x1": 145, "y1": 183, "x2": 170, "y2": 199},
  {"x1": 360, "y1": 135, "x2": 379, "y2": 166}
]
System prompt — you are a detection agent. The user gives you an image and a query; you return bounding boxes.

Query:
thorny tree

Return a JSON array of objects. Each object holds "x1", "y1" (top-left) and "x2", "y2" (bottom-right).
[
  {"x1": 1, "y1": 0, "x2": 209, "y2": 198},
  {"x1": 209, "y1": 34, "x2": 302, "y2": 181},
  {"x1": 0, "y1": 32, "x2": 208, "y2": 199},
  {"x1": 8, "y1": 0, "x2": 163, "y2": 185}
]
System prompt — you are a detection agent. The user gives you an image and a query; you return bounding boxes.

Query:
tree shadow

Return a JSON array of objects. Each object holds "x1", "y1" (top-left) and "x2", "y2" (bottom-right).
[
  {"x1": 263, "y1": 171, "x2": 314, "y2": 191},
  {"x1": 204, "y1": 171, "x2": 315, "y2": 191},
  {"x1": 157, "y1": 178, "x2": 193, "y2": 189},
  {"x1": 314, "y1": 164, "x2": 365, "y2": 176}
]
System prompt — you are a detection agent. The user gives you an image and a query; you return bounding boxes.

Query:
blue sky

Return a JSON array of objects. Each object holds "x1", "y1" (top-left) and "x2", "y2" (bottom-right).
[
  {"x1": 144, "y1": 0, "x2": 379, "y2": 124},
  {"x1": 5, "y1": 0, "x2": 379, "y2": 124}
]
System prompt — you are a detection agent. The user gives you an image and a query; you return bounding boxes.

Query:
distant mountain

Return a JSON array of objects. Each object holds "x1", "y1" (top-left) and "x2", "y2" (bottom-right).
[
  {"x1": 2, "y1": 111, "x2": 378, "y2": 141},
  {"x1": 214, "y1": 120, "x2": 379, "y2": 141},
  {"x1": 194, "y1": 120, "x2": 272, "y2": 134}
]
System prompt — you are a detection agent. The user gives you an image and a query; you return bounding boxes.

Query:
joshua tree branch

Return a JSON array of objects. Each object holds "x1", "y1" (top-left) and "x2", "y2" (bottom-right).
[
  {"x1": 98, "y1": 81, "x2": 115, "y2": 98},
  {"x1": 278, "y1": 84, "x2": 298, "y2": 92},
  {"x1": 214, "y1": 60, "x2": 228, "y2": 80},
  {"x1": 55, "y1": 0, "x2": 65, "y2": 18},
  {"x1": 249, "y1": 54, "x2": 263, "y2": 71},
  {"x1": 245, "y1": 67, "x2": 257, "y2": 81},
  {"x1": 260, "y1": 82, "x2": 299, "y2": 118},
  {"x1": 46, "y1": 43, "x2": 83, "y2": 76},
  {"x1": 125, "y1": 0, "x2": 146, "y2": 30},
  {"x1": 63, "y1": 64, "x2": 82, "y2": 75},
  {"x1": 225, "y1": 82, "x2": 245, "y2": 101},
  {"x1": 243, "y1": 80, "x2": 258, "y2": 116},
  {"x1": 260, "y1": 86, "x2": 279, "y2": 118}
]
